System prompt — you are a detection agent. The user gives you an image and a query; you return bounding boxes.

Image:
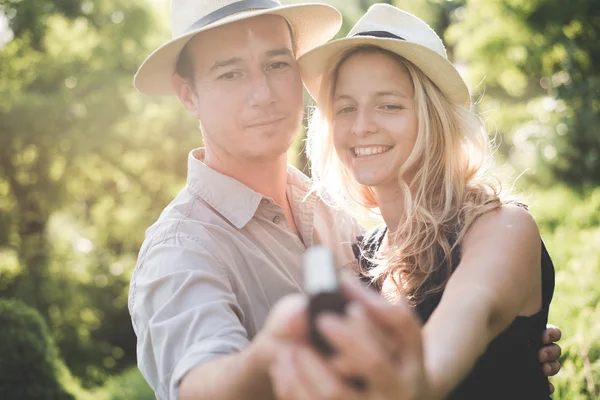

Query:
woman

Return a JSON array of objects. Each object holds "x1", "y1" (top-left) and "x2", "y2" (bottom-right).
[{"x1": 270, "y1": 4, "x2": 557, "y2": 399}]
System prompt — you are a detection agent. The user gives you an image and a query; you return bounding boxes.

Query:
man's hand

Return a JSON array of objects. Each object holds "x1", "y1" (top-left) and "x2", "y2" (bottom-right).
[
  {"x1": 253, "y1": 294, "x2": 310, "y2": 370},
  {"x1": 539, "y1": 324, "x2": 562, "y2": 394},
  {"x1": 179, "y1": 294, "x2": 308, "y2": 400},
  {"x1": 269, "y1": 276, "x2": 432, "y2": 400}
]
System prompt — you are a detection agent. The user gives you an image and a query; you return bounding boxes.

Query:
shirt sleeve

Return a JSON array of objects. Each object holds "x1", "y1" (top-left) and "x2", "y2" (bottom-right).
[{"x1": 128, "y1": 234, "x2": 250, "y2": 400}]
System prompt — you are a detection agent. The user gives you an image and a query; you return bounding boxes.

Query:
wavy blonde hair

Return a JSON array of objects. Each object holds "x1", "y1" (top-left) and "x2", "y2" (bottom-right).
[{"x1": 307, "y1": 46, "x2": 513, "y2": 304}]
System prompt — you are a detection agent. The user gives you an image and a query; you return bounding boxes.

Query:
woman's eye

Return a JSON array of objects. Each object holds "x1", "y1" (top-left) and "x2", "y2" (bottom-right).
[
  {"x1": 382, "y1": 104, "x2": 402, "y2": 111},
  {"x1": 337, "y1": 106, "x2": 355, "y2": 115}
]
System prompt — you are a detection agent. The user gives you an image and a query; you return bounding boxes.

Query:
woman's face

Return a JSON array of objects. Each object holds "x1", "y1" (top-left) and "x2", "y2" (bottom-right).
[{"x1": 331, "y1": 50, "x2": 418, "y2": 189}]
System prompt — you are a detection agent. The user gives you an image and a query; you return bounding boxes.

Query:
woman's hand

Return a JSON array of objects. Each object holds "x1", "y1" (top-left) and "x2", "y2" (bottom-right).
[{"x1": 269, "y1": 276, "x2": 432, "y2": 400}]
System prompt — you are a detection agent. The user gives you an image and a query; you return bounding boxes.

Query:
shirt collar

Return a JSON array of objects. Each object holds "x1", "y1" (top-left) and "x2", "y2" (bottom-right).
[{"x1": 185, "y1": 148, "x2": 316, "y2": 229}]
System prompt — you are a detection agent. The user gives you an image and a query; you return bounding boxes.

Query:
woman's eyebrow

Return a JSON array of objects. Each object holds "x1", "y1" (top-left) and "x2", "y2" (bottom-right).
[{"x1": 376, "y1": 90, "x2": 409, "y2": 99}]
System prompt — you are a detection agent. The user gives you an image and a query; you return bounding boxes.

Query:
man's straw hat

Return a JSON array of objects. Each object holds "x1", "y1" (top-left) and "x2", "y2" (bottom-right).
[{"x1": 135, "y1": 0, "x2": 342, "y2": 95}]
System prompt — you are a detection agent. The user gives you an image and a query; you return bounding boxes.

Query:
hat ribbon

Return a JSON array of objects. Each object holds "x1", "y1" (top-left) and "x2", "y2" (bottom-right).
[
  {"x1": 353, "y1": 31, "x2": 405, "y2": 40},
  {"x1": 186, "y1": 0, "x2": 281, "y2": 34}
]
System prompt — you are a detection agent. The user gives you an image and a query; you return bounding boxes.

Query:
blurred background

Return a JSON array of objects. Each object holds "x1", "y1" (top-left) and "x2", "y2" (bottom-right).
[{"x1": 0, "y1": 0, "x2": 598, "y2": 399}]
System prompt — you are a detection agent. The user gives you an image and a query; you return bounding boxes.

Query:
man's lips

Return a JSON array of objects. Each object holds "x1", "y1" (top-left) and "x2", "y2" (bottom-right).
[{"x1": 247, "y1": 117, "x2": 285, "y2": 128}]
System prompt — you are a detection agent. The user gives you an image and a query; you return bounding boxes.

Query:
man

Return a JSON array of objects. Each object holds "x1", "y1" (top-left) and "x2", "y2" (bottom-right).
[{"x1": 128, "y1": 1, "x2": 562, "y2": 399}]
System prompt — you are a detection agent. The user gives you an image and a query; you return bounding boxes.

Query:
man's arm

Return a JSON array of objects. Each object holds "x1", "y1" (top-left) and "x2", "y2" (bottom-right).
[
  {"x1": 179, "y1": 293, "x2": 309, "y2": 400},
  {"x1": 178, "y1": 342, "x2": 272, "y2": 400},
  {"x1": 130, "y1": 235, "x2": 265, "y2": 399}
]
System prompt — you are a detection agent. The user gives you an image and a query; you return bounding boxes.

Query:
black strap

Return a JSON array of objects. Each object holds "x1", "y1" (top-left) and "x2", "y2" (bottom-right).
[
  {"x1": 540, "y1": 240, "x2": 555, "y2": 308},
  {"x1": 354, "y1": 225, "x2": 387, "y2": 268},
  {"x1": 186, "y1": 0, "x2": 281, "y2": 33},
  {"x1": 353, "y1": 31, "x2": 405, "y2": 40}
]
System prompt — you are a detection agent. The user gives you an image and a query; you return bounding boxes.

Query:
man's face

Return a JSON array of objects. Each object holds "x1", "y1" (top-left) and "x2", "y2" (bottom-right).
[{"x1": 178, "y1": 15, "x2": 304, "y2": 163}]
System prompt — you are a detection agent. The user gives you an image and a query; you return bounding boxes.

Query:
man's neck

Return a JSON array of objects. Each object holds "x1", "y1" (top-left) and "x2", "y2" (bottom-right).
[{"x1": 204, "y1": 150, "x2": 289, "y2": 207}]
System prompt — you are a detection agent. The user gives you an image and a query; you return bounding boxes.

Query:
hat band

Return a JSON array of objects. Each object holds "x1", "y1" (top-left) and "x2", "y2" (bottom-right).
[
  {"x1": 186, "y1": 0, "x2": 281, "y2": 33},
  {"x1": 354, "y1": 31, "x2": 405, "y2": 40}
]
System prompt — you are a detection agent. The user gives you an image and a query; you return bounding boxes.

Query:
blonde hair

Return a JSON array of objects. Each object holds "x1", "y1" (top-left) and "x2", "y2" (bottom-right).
[{"x1": 307, "y1": 46, "x2": 513, "y2": 304}]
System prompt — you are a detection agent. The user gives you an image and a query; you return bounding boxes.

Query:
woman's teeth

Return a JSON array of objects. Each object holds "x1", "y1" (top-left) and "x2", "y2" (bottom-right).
[{"x1": 353, "y1": 146, "x2": 392, "y2": 157}]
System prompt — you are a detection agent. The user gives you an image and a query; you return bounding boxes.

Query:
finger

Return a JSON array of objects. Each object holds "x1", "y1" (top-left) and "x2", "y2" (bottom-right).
[
  {"x1": 322, "y1": 308, "x2": 427, "y2": 400},
  {"x1": 340, "y1": 275, "x2": 427, "y2": 397},
  {"x1": 549, "y1": 382, "x2": 554, "y2": 394},
  {"x1": 542, "y1": 325, "x2": 562, "y2": 344},
  {"x1": 347, "y1": 302, "x2": 400, "y2": 358},
  {"x1": 539, "y1": 343, "x2": 562, "y2": 363},
  {"x1": 543, "y1": 361, "x2": 561, "y2": 377},
  {"x1": 269, "y1": 350, "x2": 294, "y2": 399},
  {"x1": 270, "y1": 362, "x2": 294, "y2": 400},
  {"x1": 269, "y1": 294, "x2": 309, "y2": 342},
  {"x1": 317, "y1": 309, "x2": 398, "y2": 387},
  {"x1": 340, "y1": 282, "x2": 424, "y2": 376},
  {"x1": 341, "y1": 275, "x2": 421, "y2": 339},
  {"x1": 270, "y1": 347, "x2": 314, "y2": 400},
  {"x1": 325, "y1": 302, "x2": 397, "y2": 389},
  {"x1": 340, "y1": 273, "x2": 392, "y2": 309},
  {"x1": 294, "y1": 346, "x2": 360, "y2": 400}
]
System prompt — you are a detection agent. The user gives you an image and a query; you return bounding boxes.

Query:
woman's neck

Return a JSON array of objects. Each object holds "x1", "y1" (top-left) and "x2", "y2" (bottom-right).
[{"x1": 372, "y1": 183, "x2": 406, "y2": 234}]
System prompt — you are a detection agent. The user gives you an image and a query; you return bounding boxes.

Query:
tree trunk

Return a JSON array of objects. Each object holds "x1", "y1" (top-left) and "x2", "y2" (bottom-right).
[{"x1": 17, "y1": 203, "x2": 50, "y2": 318}]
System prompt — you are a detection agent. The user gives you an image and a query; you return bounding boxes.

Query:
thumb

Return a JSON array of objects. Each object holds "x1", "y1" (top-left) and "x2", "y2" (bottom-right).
[{"x1": 268, "y1": 294, "x2": 309, "y2": 342}]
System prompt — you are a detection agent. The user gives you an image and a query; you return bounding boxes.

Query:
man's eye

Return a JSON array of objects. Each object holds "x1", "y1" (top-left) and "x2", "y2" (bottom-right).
[
  {"x1": 268, "y1": 62, "x2": 289, "y2": 71},
  {"x1": 219, "y1": 72, "x2": 240, "y2": 81}
]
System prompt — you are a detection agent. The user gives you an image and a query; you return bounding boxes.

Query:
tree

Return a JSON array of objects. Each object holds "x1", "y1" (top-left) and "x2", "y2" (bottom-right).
[
  {"x1": 0, "y1": 299, "x2": 75, "y2": 400},
  {"x1": 447, "y1": 0, "x2": 600, "y2": 187},
  {"x1": 0, "y1": 0, "x2": 199, "y2": 386}
]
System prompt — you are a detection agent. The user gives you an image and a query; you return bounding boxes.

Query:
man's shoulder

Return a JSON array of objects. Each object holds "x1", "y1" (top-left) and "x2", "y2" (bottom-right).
[{"x1": 140, "y1": 186, "x2": 229, "y2": 253}]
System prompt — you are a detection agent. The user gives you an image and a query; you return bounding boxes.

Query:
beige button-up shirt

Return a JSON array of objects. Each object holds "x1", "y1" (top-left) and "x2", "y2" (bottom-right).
[{"x1": 128, "y1": 149, "x2": 362, "y2": 400}]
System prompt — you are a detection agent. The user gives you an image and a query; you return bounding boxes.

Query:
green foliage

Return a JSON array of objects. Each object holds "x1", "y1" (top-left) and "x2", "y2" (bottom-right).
[
  {"x1": 448, "y1": 0, "x2": 600, "y2": 186},
  {"x1": 89, "y1": 368, "x2": 154, "y2": 400},
  {"x1": 0, "y1": 0, "x2": 598, "y2": 398},
  {"x1": 0, "y1": 0, "x2": 198, "y2": 387},
  {"x1": 528, "y1": 186, "x2": 600, "y2": 399},
  {"x1": 0, "y1": 299, "x2": 75, "y2": 400}
]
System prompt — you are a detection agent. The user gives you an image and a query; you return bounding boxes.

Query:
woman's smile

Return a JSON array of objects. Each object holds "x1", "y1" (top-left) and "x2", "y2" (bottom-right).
[{"x1": 352, "y1": 145, "x2": 394, "y2": 157}]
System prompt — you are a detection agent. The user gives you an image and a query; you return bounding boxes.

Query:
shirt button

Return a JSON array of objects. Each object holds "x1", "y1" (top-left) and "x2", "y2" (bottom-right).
[
  {"x1": 261, "y1": 199, "x2": 269, "y2": 205},
  {"x1": 273, "y1": 215, "x2": 280, "y2": 224}
]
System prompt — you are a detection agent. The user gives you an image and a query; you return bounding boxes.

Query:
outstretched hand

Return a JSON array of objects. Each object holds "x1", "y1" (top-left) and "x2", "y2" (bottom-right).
[{"x1": 268, "y1": 275, "x2": 432, "y2": 400}]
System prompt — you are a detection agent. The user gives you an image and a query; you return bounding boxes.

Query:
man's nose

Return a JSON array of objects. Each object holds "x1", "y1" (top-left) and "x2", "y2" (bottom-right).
[{"x1": 249, "y1": 72, "x2": 275, "y2": 108}]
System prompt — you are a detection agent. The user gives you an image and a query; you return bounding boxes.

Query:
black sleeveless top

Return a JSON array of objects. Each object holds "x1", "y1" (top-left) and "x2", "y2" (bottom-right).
[{"x1": 352, "y1": 225, "x2": 555, "y2": 400}]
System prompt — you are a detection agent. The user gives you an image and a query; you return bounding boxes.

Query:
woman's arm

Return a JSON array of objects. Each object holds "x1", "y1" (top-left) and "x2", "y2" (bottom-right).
[
  {"x1": 267, "y1": 273, "x2": 560, "y2": 400},
  {"x1": 423, "y1": 204, "x2": 543, "y2": 399}
]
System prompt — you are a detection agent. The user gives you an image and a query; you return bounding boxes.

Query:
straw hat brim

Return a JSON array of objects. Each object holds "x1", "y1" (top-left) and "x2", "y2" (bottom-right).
[
  {"x1": 134, "y1": 3, "x2": 341, "y2": 96},
  {"x1": 299, "y1": 36, "x2": 471, "y2": 107}
]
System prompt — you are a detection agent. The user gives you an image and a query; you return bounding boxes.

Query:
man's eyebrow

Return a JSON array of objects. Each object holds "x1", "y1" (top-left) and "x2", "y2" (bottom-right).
[
  {"x1": 209, "y1": 57, "x2": 243, "y2": 73},
  {"x1": 265, "y1": 48, "x2": 294, "y2": 58},
  {"x1": 207, "y1": 48, "x2": 292, "y2": 73}
]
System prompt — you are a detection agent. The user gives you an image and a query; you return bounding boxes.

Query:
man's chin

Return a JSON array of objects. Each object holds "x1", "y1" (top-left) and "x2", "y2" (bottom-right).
[{"x1": 244, "y1": 143, "x2": 293, "y2": 163}]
